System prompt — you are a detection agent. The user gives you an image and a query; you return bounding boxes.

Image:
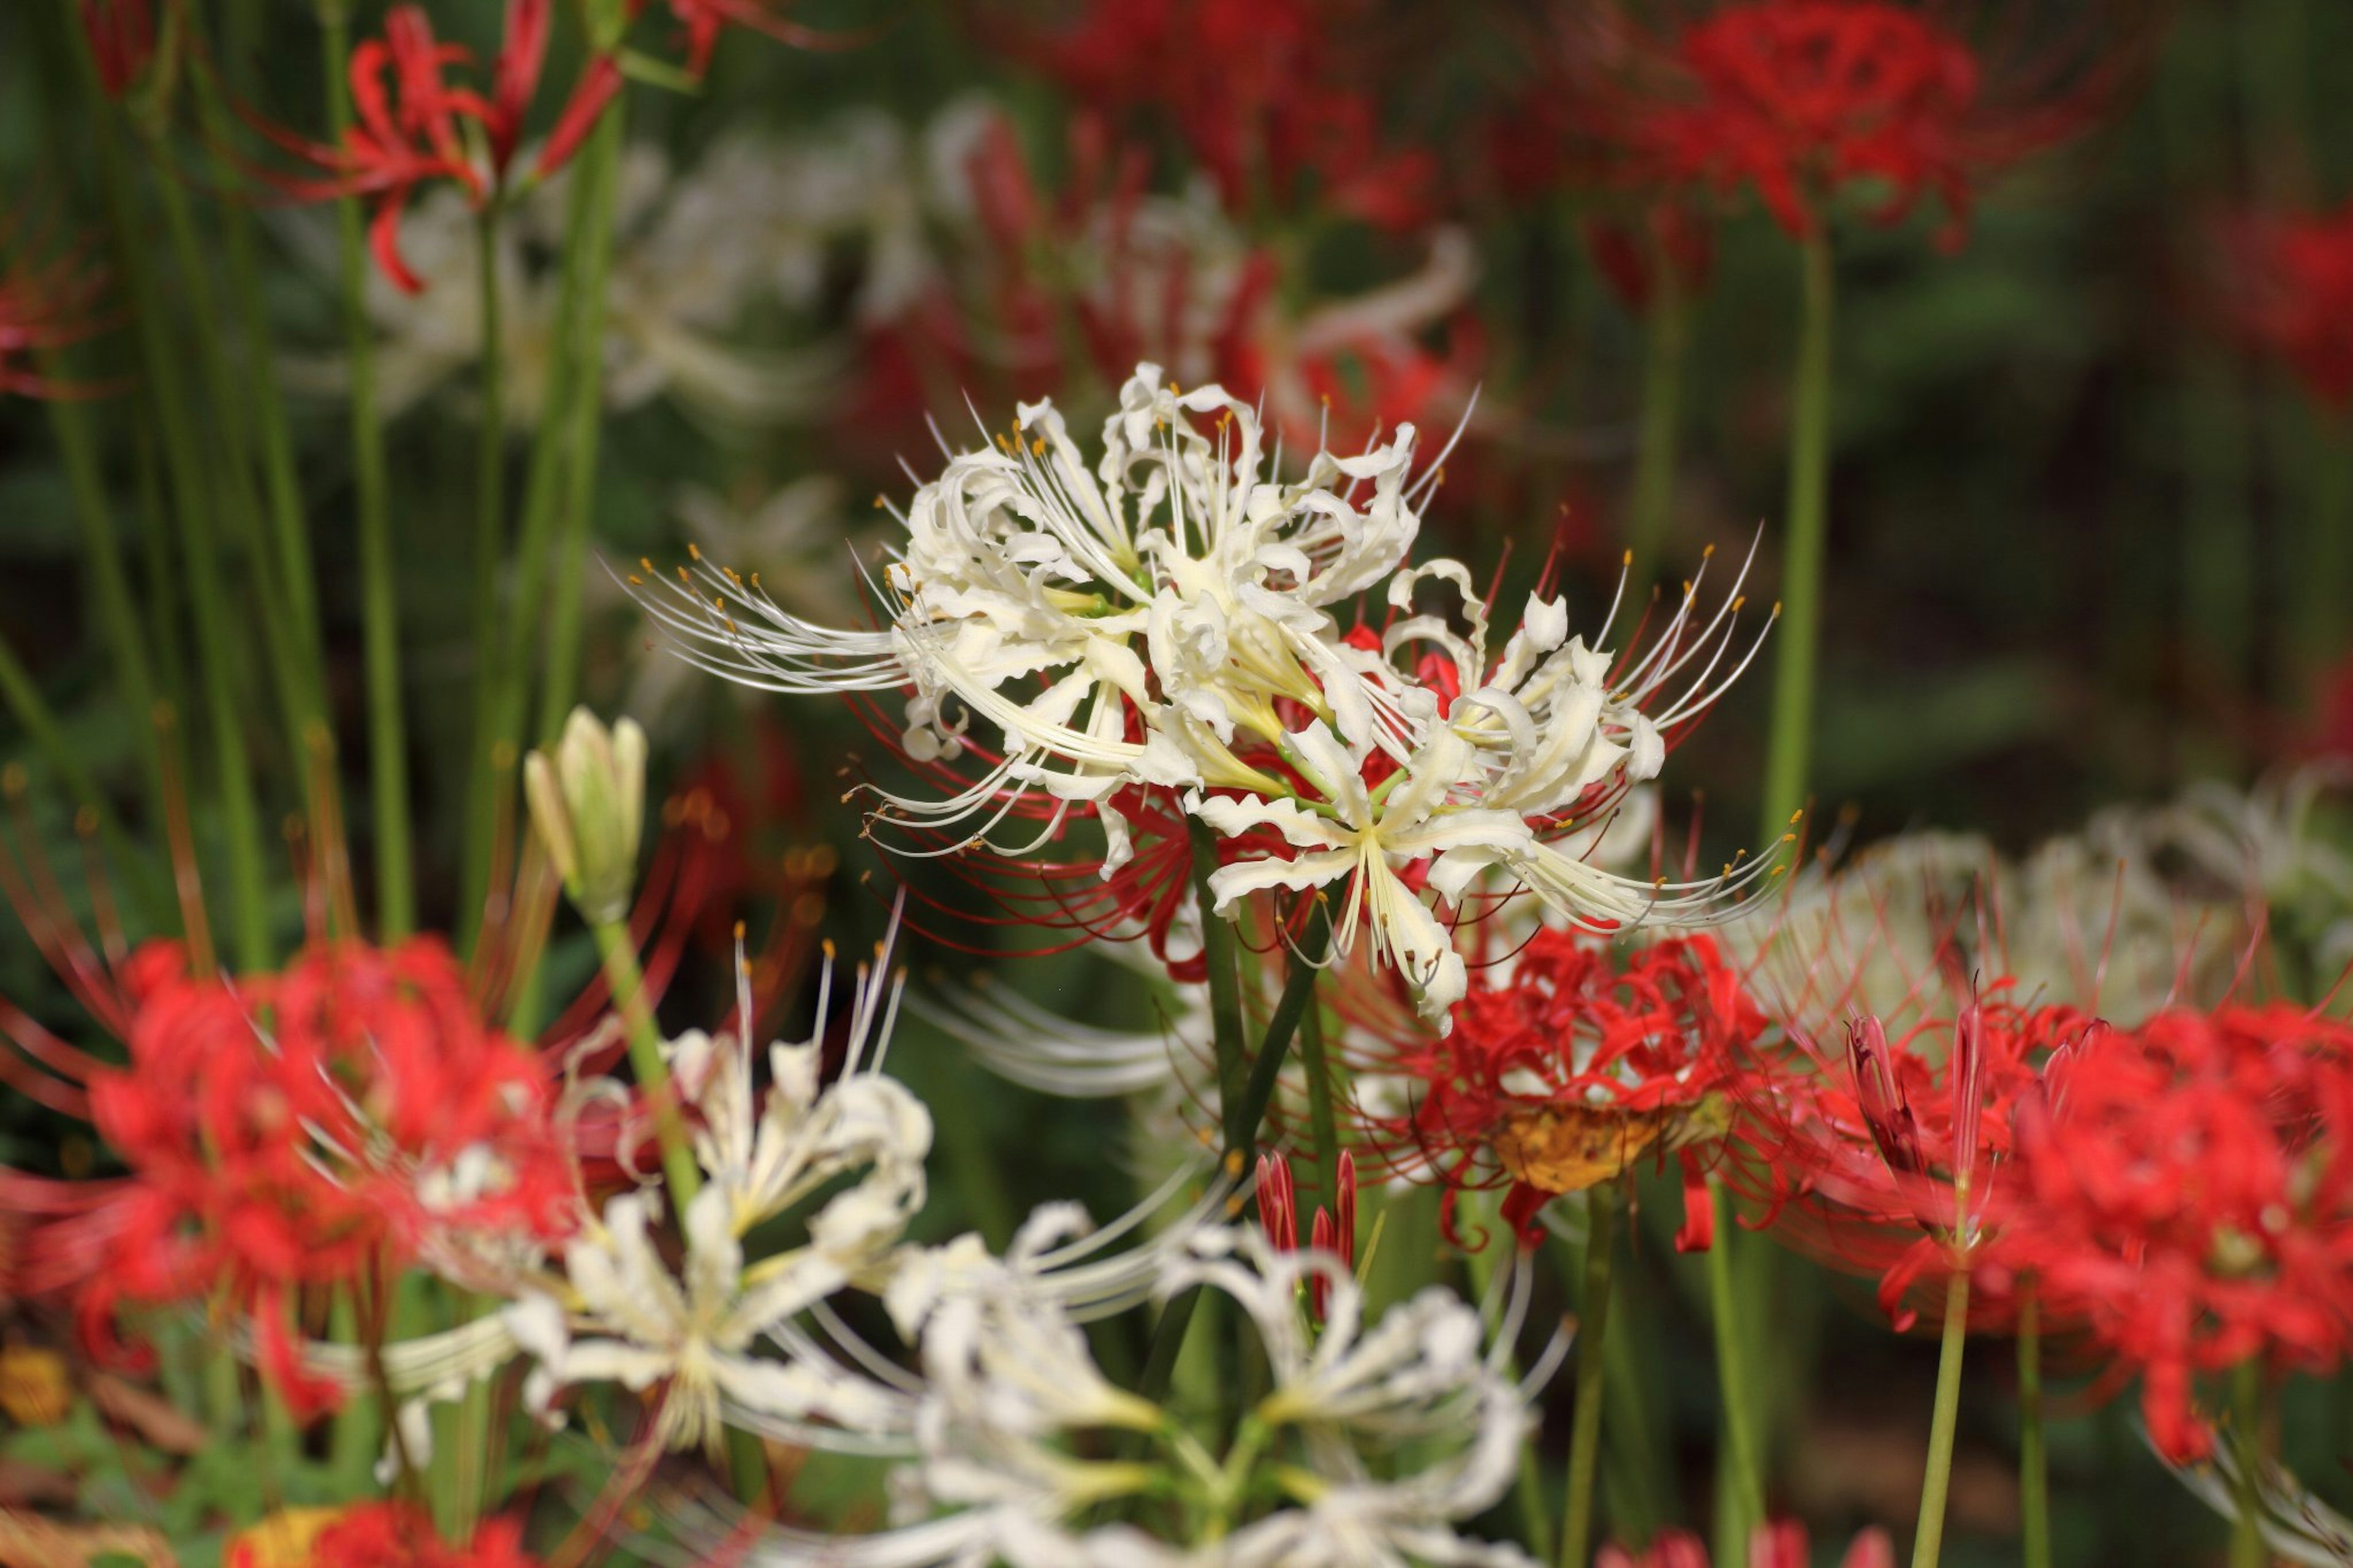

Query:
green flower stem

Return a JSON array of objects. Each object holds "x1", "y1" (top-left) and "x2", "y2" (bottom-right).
[
  {"x1": 531, "y1": 104, "x2": 629, "y2": 746},
  {"x1": 0, "y1": 633, "x2": 146, "y2": 881},
  {"x1": 1911, "y1": 1268, "x2": 1972, "y2": 1568},
  {"x1": 1558, "y1": 1185, "x2": 1621, "y2": 1568},
  {"x1": 464, "y1": 206, "x2": 510, "y2": 827},
  {"x1": 1295, "y1": 987, "x2": 1341, "y2": 1221},
  {"x1": 2019, "y1": 1283, "x2": 2051, "y2": 1568},
  {"x1": 2230, "y1": 1361, "x2": 2266, "y2": 1568},
  {"x1": 463, "y1": 118, "x2": 611, "y2": 947},
  {"x1": 1462, "y1": 1202, "x2": 1553, "y2": 1565},
  {"x1": 145, "y1": 136, "x2": 320, "y2": 787},
  {"x1": 46, "y1": 390, "x2": 161, "y2": 805},
  {"x1": 1624, "y1": 270, "x2": 1688, "y2": 588},
  {"x1": 321, "y1": 1, "x2": 415, "y2": 939},
  {"x1": 1757, "y1": 231, "x2": 1835, "y2": 846},
  {"x1": 592, "y1": 916, "x2": 702, "y2": 1213},
  {"x1": 73, "y1": 40, "x2": 271, "y2": 972},
  {"x1": 1189, "y1": 818, "x2": 1249, "y2": 1158},
  {"x1": 1707, "y1": 1177, "x2": 1766, "y2": 1562},
  {"x1": 184, "y1": 27, "x2": 327, "y2": 695}
]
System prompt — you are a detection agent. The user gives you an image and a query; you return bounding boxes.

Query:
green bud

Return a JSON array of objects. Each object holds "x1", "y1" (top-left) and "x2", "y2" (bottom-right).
[{"x1": 525, "y1": 706, "x2": 647, "y2": 926}]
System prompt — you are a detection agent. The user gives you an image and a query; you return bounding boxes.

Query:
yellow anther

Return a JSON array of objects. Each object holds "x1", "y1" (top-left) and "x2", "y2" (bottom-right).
[
  {"x1": 627, "y1": 574, "x2": 644, "y2": 586},
  {"x1": 639, "y1": 556, "x2": 655, "y2": 574},
  {"x1": 687, "y1": 542, "x2": 702, "y2": 561},
  {"x1": 1702, "y1": 543, "x2": 1715, "y2": 558},
  {"x1": 1031, "y1": 436, "x2": 1045, "y2": 456}
]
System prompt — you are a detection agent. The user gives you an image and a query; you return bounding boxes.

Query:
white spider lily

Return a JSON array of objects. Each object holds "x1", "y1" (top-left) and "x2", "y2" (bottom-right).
[{"x1": 659, "y1": 1221, "x2": 1540, "y2": 1568}]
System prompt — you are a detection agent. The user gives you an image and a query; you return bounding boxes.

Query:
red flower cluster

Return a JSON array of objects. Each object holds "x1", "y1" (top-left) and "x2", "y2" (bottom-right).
[
  {"x1": 2219, "y1": 203, "x2": 2353, "y2": 407},
  {"x1": 1015, "y1": 0, "x2": 1436, "y2": 231},
  {"x1": 1600, "y1": 1521, "x2": 1894, "y2": 1568},
  {"x1": 0, "y1": 218, "x2": 115, "y2": 400},
  {"x1": 229, "y1": 1503, "x2": 539, "y2": 1568},
  {"x1": 1357, "y1": 928, "x2": 1766, "y2": 1248},
  {"x1": 77, "y1": 0, "x2": 154, "y2": 99},
  {"x1": 1753, "y1": 984, "x2": 2093, "y2": 1327},
  {"x1": 264, "y1": 0, "x2": 622, "y2": 293},
  {"x1": 1561, "y1": 0, "x2": 2124, "y2": 248},
  {"x1": 81, "y1": 937, "x2": 571, "y2": 1414},
  {"x1": 2001, "y1": 1002, "x2": 2353, "y2": 1461},
  {"x1": 1255, "y1": 1148, "x2": 1357, "y2": 1322}
]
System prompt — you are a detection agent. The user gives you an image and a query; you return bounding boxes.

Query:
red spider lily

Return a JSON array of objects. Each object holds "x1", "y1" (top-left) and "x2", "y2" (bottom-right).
[
  {"x1": 1348, "y1": 926, "x2": 1768, "y2": 1249},
  {"x1": 628, "y1": 0, "x2": 843, "y2": 80},
  {"x1": 1255, "y1": 1148, "x2": 1357, "y2": 1322},
  {"x1": 261, "y1": 0, "x2": 621, "y2": 294},
  {"x1": 1743, "y1": 974, "x2": 2097, "y2": 1330},
  {"x1": 229, "y1": 1502, "x2": 539, "y2": 1568},
  {"x1": 0, "y1": 761, "x2": 811, "y2": 1390},
  {"x1": 1599, "y1": 1521, "x2": 1895, "y2": 1568},
  {"x1": 0, "y1": 218, "x2": 118, "y2": 400},
  {"x1": 77, "y1": 937, "x2": 574, "y2": 1414},
  {"x1": 2218, "y1": 203, "x2": 2353, "y2": 408},
  {"x1": 1009, "y1": 0, "x2": 1436, "y2": 232},
  {"x1": 78, "y1": 0, "x2": 156, "y2": 100},
  {"x1": 1996, "y1": 1002, "x2": 2353, "y2": 1462},
  {"x1": 1559, "y1": 0, "x2": 2131, "y2": 248},
  {"x1": 851, "y1": 110, "x2": 1476, "y2": 464}
]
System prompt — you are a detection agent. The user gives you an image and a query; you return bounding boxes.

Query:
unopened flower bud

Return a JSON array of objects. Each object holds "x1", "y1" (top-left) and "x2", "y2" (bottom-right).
[{"x1": 525, "y1": 706, "x2": 646, "y2": 925}]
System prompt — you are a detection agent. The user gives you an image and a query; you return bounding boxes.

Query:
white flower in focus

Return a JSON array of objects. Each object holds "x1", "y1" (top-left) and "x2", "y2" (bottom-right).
[{"x1": 639, "y1": 362, "x2": 1777, "y2": 1023}]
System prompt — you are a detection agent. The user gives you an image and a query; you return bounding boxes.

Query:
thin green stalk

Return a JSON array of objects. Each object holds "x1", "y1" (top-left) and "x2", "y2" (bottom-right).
[
  {"x1": 145, "y1": 138, "x2": 320, "y2": 779},
  {"x1": 1295, "y1": 990, "x2": 1341, "y2": 1218},
  {"x1": 1138, "y1": 876, "x2": 1323, "y2": 1415},
  {"x1": 184, "y1": 27, "x2": 326, "y2": 687},
  {"x1": 1911, "y1": 1268, "x2": 1971, "y2": 1568},
  {"x1": 1189, "y1": 818, "x2": 1249, "y2": 1159},
  {"x1": 1558, "y1": 1186, "x2": 1620, "y2": 1568},
  {"x1": 464, "y1": 206, "x2": 509, "y2": 831},
  {"x1": 1757, "y1": 232, "x2": 1835, "y2": 845},
  {"x1": 1624, "y1": 272, "x2": 1687, "y2": 588},
  {"x1": 2018, "y1": 1282, "x2": 2051, "y2": 1568},
  {"x1": 47, "y1": 392, "x2": 161, "y2": 799},
  {"x1": 2230, "y1": 1361, "x2": 2267, "y2": 1568},
  {"x1": 1707, "y1": 1178, "x2": 1766, "y2": 1562},
  {"x1": 1462, "y1": 1202, "x2": 1552, "y2": 1565},
  {"x1": 322, "y1": 2, "x2": 415, "y2": 939},
  {"x1": 592, "y1": 917, "x2": 701, "y2": 1211},
  {"x1": 0, "y1": 632, "x2": 142, "y2": 868},
  {"x1": 463, "y1": 128, "x2": 604, "y2": 946},
  {"x1": 531, "y1": 104, "x2": 629, "y2": 746},
  {"x1": 74, "y1": 45, "x2": 271, "y2": 971}
]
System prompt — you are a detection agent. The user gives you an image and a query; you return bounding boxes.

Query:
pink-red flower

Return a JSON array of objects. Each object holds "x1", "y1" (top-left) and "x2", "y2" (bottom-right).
[
  {"x1": 1352, "y1": 928, "x2": 1768, "y2": 1249},
  {"x1": 81, "y1": 937, "x2": 573, "y2": 1413},
  {"x1": 1563, "y1": 0, "x2": 2129, "y2": 247},
  {"x1": 262, "y1": 0, "x2": 621, "y2": 292},
  {"x1": 0, "y1": 218, "x2": 115, "y2": 400},
  {"x1": 229, "y1": 1502, "x2": 539, "y2": 1568},
  {"x1": 2219, "y1": 202, "x2": 2353, "y2": 407},
  {"x1": 1010, "y1": 0, "x2": 1436, "y2": 231},
  {"x1": 1600, "y1": 1521, "x2": 1895, "y2": 1568},
  {"x1": 77, "y1": 0, "x2": 156, "y2": 99},
  {"x1": 1998, "y1": 1002, "x2": 2353, "y2": 1461}
]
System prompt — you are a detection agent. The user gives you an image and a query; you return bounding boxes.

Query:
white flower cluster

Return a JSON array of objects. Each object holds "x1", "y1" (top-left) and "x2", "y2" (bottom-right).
[
  {"x1": 640, "y1": 363, "x2": 1778, "y2": 1028},
  {"x1": 664, "y1": 1222, "x2": 1549, "y2": 1568}
]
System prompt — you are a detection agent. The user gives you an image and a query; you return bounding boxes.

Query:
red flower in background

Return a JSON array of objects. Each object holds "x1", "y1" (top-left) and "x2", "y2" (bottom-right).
[
  {"x1": 2219, "y1": 203, "x2": 2353, "y2": 407},
  {"x1": 81, "y1": 937, "x2": 572, "y2": 1413},
  {"x1": 1545, "y1": 0, "x2": 2130, "y2": 248},
  {"x1": 77, "y1": 0, "x2": 155, "y2": 99},
  {"x1": 229, "y1": 1502, "x2": 539, "y2": 1568},
  {"x1": 634, "y1": 0, "x2": 845, "y2": 79},
  {"x1": 0, "y1": 217, "x2": 116, "y2": 400},
  {"x1": 262, "y1": 0, "x2": 621, "y2": 292},
  {"x1": 1998, "y1": 1002, "x2": 2353, "y2": 1461},
  {"x1": 1352, "y1": 928, "x2": 1767, "y2": 1249},
  {"x1": 1751, "y1": 985, "x2": 2091, "y2": 1328},
  {"x1": 1012, "y1": 0, "x2": 1436, "y2": 231},
  {"x1": 1600, "y1": 1521, "x2": 1895, "y2": 1568}
]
